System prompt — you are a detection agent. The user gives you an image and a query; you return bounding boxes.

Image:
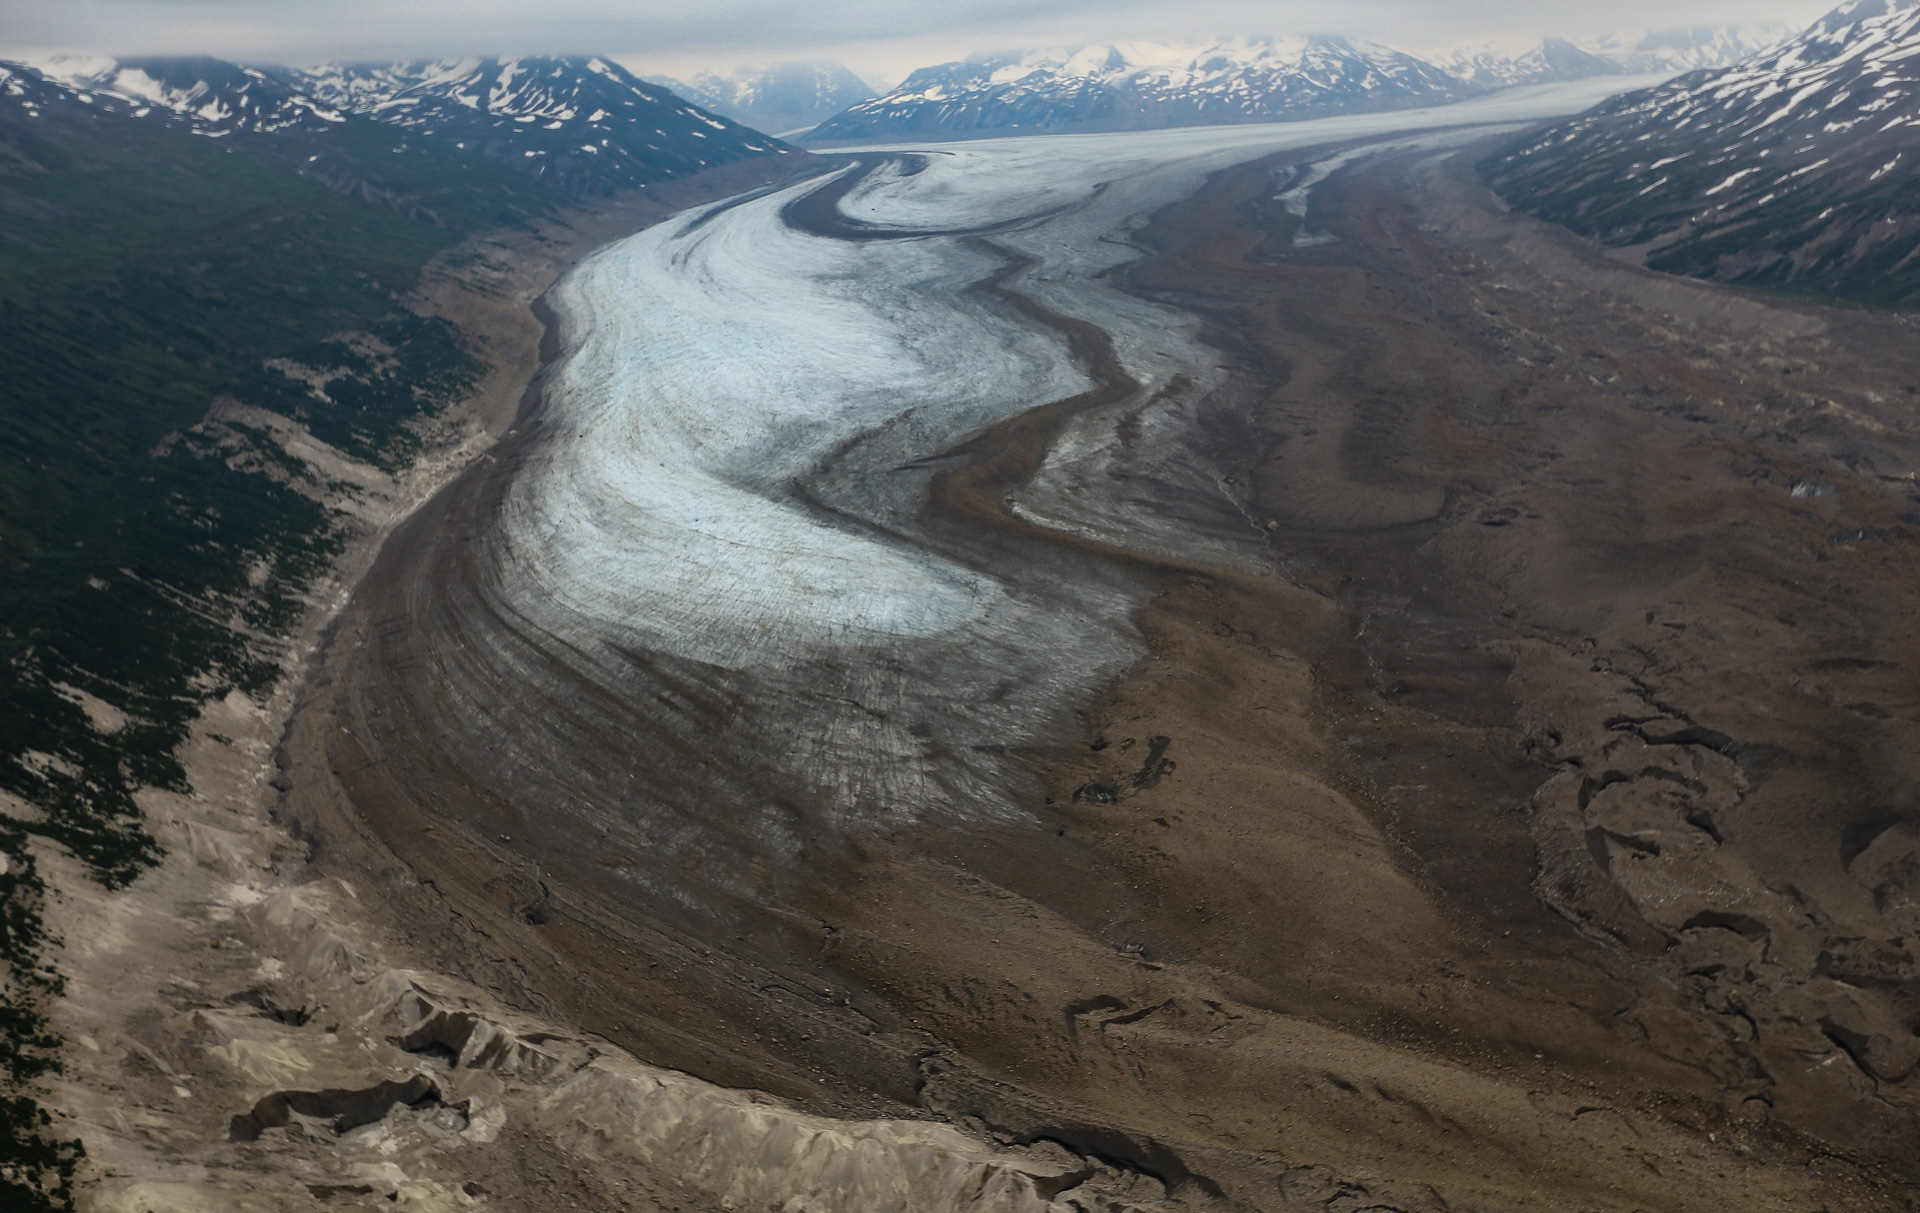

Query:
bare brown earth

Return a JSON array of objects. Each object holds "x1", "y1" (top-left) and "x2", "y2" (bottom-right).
[
  {"x1": 258, "y1": 139, "x2": 1920, "y2": 1213},
  {"x1": 38, "y1": 159, "x2": 896, "y2": 1213}
]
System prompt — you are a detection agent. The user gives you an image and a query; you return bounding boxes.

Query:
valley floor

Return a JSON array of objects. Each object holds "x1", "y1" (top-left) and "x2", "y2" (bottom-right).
[{"x1": 53, "y1": 113, "x2": 1920, "y2": 1211}]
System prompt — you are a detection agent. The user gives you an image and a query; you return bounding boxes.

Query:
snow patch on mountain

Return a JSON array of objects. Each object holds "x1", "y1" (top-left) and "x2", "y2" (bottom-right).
[
  {"x1": 288, "y1": 57, "x2": 792, "y2": 194},
  {"x1": 1504, "y1": 0, "x2": 1920, "y2": 191},
  {"x1": 0, "y1": 54, "x2": 793, "y2": 197},
  {"x1": 806, "y1": 36, "x2": 1473, "y2": 143},
  {"x1": 1485, "y1": 0, "x2": 1920, "y2": 305},
  {"x1": 804, "y1": 24, "x2": 1795, "y2": 144},
  {"x1": 22, "y1": 55, "x2": 341, "y2": 134}
]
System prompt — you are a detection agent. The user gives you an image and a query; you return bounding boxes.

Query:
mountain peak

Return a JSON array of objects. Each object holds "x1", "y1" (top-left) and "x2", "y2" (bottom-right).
[
  {"x1": 802, "y1": 24, "x2": 1788, "y2": 145},
  {"x1": 805, "y1": 35, "x2": 1474, "y2": 144},
  {"x1": 22, "y1": 54, "x2": 343, "y2": 134},
  {"x1": 0, "y1": 53, "x2": 794, "y2": 197},
  {"x1": 1417, "y1": 36, "x2": 1623, "y2": 88},
  {"x1": 646, "y1": 59, "x2": 874, "y2": 136},
  {"x1": 290, "y1": 56, "x2": 792, "y2": 195}
]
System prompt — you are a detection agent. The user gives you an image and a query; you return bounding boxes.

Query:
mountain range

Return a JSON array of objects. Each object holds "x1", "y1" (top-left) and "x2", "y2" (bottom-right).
[
  {"x1": 802, "y1": 24, "x2": 1792, "y2": 143},
  {"x1": 1578, "y1": 23, "x2": 1801, "y2": 73},
  {"x1": 1483, "y1": 0, "x2": 1920, "y2": 306},
  {"x1": 649, "y1": 61, "x2": 875, "y2": 136},
  {"x1": 21, "y1": 55, "x2": 345, "y2": 134},
  {"x1": 1418, "y1": 37, "x2": 1623, "y2": 91},
  {"x1": 4, "y1": 25, "x2": 1795, "y2": 172},
  {"x1": 11, "y1": 55, "x2": 791, "y2": 196},
  {"x1": 806, "y1": 37, "x2": 1472, "y2": 142}
]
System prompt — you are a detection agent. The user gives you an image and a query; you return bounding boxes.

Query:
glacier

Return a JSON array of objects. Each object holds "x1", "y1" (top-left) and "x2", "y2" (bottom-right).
[{"x1": 487, "y1": 77, "x2": 1661, "y2": 833}]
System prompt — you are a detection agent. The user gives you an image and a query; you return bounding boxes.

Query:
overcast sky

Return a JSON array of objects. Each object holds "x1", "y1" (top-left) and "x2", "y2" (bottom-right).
[{"x1": 3, "y1": 0, "x2": 1837, "y2": 86}]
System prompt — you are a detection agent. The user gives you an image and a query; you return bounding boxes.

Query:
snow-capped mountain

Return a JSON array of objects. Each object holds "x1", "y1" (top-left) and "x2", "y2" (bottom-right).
[
  {"x1": 1379, "y1": 27, "x2": 1787, "y2": 94},
  {"x1": 23, "y1": 55, "x2": 343, "y2": 135},
  {"x1": 1, "y1": 60, "x2": 109, "y2": 118},
  {"x1": 1577, "y1": 23, "x2": 1797, "y2": 74},
  {"x1": 801, "y1": 24, "x2": 1793, "y2": 145},
  {"x1": 1420, "y1": 37, "x2": 1622, "y2": 90},
  {"x1": 806, "y1": 37, "x2": 1473, "y2": 143},
  {"x1": 649, "y1": 61, "x2": 874, "y2": 135},
  {"x1": 0, "y1": 55, "x2": 794, "y2": 200},
  {"x1": 1485, "y1": 0, "x2": 1920, "y2": 306},
  {"x1": 288, "y1": 57, "x2": 791, "y2": 195}
]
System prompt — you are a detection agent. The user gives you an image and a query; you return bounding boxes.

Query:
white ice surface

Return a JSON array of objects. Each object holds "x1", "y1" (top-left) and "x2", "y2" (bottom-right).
[
  {"x1": 501, "y1": 178, "x2": 1080, "y2": 668},
  {"x1": 499, "y1": 77, "x2": 1660, "y2": 675}
]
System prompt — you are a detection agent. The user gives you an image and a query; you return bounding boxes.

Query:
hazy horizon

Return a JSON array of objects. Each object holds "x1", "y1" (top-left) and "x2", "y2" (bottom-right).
[{"x1": 4, "y1": 0, "x2": 1835, "y2": 89}]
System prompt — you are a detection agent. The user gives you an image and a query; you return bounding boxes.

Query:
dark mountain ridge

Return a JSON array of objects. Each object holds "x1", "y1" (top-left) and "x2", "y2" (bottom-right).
[
  {"x1": 13, "y1": 55, "x2": 792, "y2": 198},
  {"x1": 1484, "y1": 0, "x2": 1920, "y2": 307},
  {"x1": 32, "y1": 55, "x2": 345, "y2": 134},
  {"x1": 288, "y1": 57, "x2": 791, "y2": 195}
]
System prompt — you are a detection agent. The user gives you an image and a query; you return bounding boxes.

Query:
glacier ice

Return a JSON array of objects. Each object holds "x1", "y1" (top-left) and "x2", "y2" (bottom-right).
[{"x1": 484, "y1": 78, "x2": 1657, "y2": 833}]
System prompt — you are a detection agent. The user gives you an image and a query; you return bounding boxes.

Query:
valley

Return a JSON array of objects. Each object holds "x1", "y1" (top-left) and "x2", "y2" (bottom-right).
[
  {"x1": 7, "y1": 3, "x2": 1920, "y2": 1208},
  {"x1": 239, "y1": 87, "x2": 1920, "y2": 1210}
]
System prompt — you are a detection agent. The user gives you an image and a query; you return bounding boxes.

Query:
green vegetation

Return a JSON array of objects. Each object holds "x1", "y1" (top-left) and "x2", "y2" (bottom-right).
[
  {"x1": 0, "y1": 102, "x2": 569, "y2": 1209},
  {"x1": 1482, "y1": 139, "x2": 1920, "y2": 311},
  {"x1": 0, "y1": 844, "x2": 80, "y2": 1211},
  {"x1": 1638, "y1": 184, "x2": 1920, "y2": 310}
]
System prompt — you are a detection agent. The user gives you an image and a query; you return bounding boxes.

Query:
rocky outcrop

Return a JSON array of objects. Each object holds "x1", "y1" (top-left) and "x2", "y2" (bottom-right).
[{"x1": 233, "y1": 880, "x2": 1135, "y2": 1213}]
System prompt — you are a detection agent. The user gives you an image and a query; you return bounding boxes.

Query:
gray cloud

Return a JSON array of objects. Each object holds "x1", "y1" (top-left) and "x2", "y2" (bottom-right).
[{"x1": 3, "y1": 0, "x2": 1837, "y2": 83}]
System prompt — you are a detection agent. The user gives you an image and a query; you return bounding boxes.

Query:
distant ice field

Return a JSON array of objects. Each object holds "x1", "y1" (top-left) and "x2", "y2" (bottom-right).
[{"x1": 496, "y1": 76, "x2": 1667, "y2": 676}]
